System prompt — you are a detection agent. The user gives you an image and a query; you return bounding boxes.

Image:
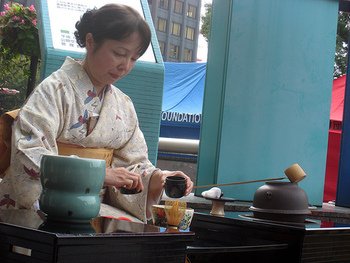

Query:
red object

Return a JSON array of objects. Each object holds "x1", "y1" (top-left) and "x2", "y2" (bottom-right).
[
  {"x1": 329, "y1": 75, "x2": 346, "y2": 123},
  {"x1": 104, "y1": 216, "x2": 117, "y2": 219},
  {"x1": 324, "y1": 75, "x2": 346, "y2": 202},
  {"x1": 117, "y1": 217, "x2": 133, "y2": 222}
]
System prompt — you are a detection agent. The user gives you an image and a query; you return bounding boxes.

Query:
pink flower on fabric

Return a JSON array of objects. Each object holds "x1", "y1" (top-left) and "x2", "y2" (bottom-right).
[
  {"x1": 84, "y1": 89, "x2": 97, "y2": 104},
  {"x1": 78, "y1": 116, "x2": 86, "y2": 124},
  {"x1": 0, "y1": 194, "x2": 16, "y2": 208},
  {"x1": 70, "y1": 110, "x2": 88, "y2": 129},
  {"x1": 32, "y1": 19, "x2": 37, "y2": 25},
  {"x1": 23, "y1": 165, "x2": 40, "y2": 179},
  {"x1": 20, "y1": 19, "x2": 25, "y2": 24},
  {"x1": 29, "y1": 5, "x2": 35, "y2": 12},
  {"x1": 4, "y1": 4, "x2": 11, "y2": 11},
  {"x1": 87, "y1": 90, "x2": 97, "y2": 97},
  {"x1": 1, "y1": 12, "x2": 5, "y2": 16},
  {"x1": 13, "y1": 16, "x2": 20, "y2": 20}
]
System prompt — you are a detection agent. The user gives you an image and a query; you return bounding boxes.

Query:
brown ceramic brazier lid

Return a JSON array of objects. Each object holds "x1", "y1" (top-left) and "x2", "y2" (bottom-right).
[{"x1": 249, "y1": 181, "x2": 311, "y2": 223}]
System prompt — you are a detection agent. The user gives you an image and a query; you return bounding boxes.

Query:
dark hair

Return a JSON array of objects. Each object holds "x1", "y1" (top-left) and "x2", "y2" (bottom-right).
[{"x1": 74, "y1": 4, "x2": 151, "y2": 56}]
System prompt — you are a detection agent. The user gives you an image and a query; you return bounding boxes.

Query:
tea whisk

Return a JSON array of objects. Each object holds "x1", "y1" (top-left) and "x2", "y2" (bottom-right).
[{"x1": 164, "y1": 200, "x2": 187, "y2": 228}]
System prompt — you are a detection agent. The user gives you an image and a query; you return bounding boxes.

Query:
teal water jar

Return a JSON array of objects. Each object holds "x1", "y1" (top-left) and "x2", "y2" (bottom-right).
[{"x1": 39, "y1": 155, "x2": 105, "y2": 223}]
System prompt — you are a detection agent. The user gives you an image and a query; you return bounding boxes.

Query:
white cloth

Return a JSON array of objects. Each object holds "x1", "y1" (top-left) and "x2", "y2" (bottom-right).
[{"x1": 201, "y1": 187, "x2": 223, "y2": 199}]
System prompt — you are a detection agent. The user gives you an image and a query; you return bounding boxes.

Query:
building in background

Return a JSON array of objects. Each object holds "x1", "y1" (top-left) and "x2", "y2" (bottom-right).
[
  {"x1": 148, "y1": 0, "x2": 201, "y2": 62},
  {"x1": 1, "y1": 0, "x2": 202, "y2": 62}
]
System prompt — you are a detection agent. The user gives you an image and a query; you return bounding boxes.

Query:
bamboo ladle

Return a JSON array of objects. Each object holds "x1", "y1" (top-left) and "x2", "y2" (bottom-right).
[
  {"x1": 193, "y1": 163, "x2": 306, "y2": 189},
  {"x1": 195, "y1": 164, "x2": 306, "y2": 217}
]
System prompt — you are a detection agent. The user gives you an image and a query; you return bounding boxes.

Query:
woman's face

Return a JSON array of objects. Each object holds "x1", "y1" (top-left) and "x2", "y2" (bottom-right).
[{"x1": 83, "y1": 32, "x2": 143, "y2": 91}]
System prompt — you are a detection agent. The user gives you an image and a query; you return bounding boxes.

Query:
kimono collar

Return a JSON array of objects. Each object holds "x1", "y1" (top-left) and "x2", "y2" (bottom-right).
[
  {"x1": 60, "y1": 56, "x2": 102, "y2": 113},
  {"x1": 60, "y1": 57, "x2": 98, "y2": 99}
]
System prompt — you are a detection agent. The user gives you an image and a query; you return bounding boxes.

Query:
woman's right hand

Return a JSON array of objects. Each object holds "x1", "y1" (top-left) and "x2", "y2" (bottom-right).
[{"x1": 104, "y1": 167, "x2": 144, "y2": 192}]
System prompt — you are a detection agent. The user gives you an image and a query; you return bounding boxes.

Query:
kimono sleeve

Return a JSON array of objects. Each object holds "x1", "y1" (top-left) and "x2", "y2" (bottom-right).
[{"x1": 6, "y1": 79, "x2": 67, "y2": 209}]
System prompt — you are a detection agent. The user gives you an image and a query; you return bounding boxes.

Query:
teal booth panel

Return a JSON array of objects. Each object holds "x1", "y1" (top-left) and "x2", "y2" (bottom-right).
[
  {"x1": 196, "y1": 0, "x2": 339, "y2": 205},
  {"x1": 36, "y1": 0, "x2": 164, "y2": 165}
]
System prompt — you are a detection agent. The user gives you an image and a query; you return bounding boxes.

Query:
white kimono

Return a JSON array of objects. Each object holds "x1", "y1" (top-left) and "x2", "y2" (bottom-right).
[{"x1": 0, "y1": 57, "x2": 159, "y2": 222}]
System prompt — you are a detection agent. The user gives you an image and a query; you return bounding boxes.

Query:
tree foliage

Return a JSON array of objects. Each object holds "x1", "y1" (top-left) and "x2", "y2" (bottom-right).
[
  {"x1": 0, "y1": 56, "x2": 29, "y2": 115},
  {"x1": 200, "y1": 3, "x2": 211, "y2": 43},
  {"x1": 334, "y1": 12, "x2": 350, "y2": 78},
  {"x1": 0, "y1": 3, "x2": 40, "y2": 56},
  {"x1": 0, "y1": 3, "x2": 40, "y2": 99},
  {"x1": 0, "y1": 45, "x2": 40, "y2": 115}
]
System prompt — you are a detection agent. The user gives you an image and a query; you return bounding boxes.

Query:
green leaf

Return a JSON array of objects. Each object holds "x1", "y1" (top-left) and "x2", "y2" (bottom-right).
[
  {"x1": 18, "y1": 31, "x2": 26, "y2": 39},
  {"x1": 26, "y1": 33, "x2": 34, "y2": 40}
]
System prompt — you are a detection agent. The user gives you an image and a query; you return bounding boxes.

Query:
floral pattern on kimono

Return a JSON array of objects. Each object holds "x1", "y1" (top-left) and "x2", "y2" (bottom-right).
[{"x1": 0, "y1": 57, "x2": 159, "y2": 222}]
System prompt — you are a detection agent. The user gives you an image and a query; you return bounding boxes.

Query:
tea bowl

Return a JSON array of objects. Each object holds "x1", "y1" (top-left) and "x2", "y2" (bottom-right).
[{"x1": 151, "y1": 204, "x2": 194, "y2": 230}]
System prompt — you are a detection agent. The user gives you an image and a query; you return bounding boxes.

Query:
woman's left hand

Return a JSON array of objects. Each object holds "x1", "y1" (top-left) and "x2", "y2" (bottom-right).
[{"x1": 161, "y1": 171, "x2": 194, "y2": 196}]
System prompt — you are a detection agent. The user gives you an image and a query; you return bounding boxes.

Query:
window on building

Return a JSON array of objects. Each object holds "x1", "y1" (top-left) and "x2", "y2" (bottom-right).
[
  {"x1": 185, "y1": 26, "x2": 195, "y2": 40},
  {"x1": 157, "y1": 18, "x2": 167, "y2": 32},
  {"x1": 169, "y1": 44, "x2": 179, "y2": 59},
  {"x1": 187, "y1": 4, "x2": 197, "y2": 19},
  {"x1": 174, "y1": 0, "x2": 183, "y2": 14},
  {"x1": 171, "y1": 22, "x2": 181, "y2": 36},
  {"x1": 158, "y1": 0, "x2": 169, "y2": 9},
  {"x1": 183, "y1": 48, "x2": 193, "y2": 62},
  {"x1": 159, "y1": 41, "x2": 165, "y2": 56}
]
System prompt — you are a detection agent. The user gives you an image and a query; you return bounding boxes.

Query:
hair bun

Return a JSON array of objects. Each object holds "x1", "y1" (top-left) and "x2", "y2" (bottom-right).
[{"x1": 74, "y1": 8, "x2": 96, "y2": 48}]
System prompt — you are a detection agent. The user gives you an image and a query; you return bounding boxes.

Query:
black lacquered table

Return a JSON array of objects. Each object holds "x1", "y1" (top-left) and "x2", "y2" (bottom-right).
[
  {"x1": 187, "y1": 211, "x2": 350, "y2": 263},
  {"x1": 0, "y1": 210, "x2": 194, "y2": 263}
]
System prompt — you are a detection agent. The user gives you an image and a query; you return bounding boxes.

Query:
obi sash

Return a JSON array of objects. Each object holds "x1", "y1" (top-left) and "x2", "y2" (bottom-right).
[
  {"x1": 0, "y1": 109, "x2": 20, "y2": 178},
  {"x1": 0, "y1": 109, "x2": 113, "y2": 179},
  {"x1": 57, "y1": 141, "x2": 113, "y2": 166}
]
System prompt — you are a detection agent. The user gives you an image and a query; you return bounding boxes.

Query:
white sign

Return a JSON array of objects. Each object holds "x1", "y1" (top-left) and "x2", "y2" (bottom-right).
[
  {"x1": 161, "y1": 112, "x2": 202, "y2": 124},
  {"x1": 47, "y1": 0, "x2": 155, "y2": 62}
]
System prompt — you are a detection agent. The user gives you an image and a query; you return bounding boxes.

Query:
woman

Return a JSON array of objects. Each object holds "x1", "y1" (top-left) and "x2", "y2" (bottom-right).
[{"x1": 0, "y1": 4, "x2": 193, "y2": 223}]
